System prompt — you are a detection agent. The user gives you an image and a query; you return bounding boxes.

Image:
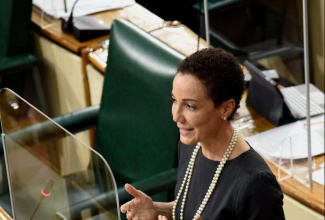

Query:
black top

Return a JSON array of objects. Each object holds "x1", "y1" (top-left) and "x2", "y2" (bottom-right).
[{"x1": 174, "y1": 142, "x2": 285, "y2": 220}]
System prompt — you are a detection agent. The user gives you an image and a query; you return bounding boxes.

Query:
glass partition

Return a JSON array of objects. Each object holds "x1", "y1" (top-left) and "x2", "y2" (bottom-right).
[
  {"x1": 0, "y1": 88, "x2": 120, "y2": 220},
  {"x1": 245, "y1": 114, "x2": 324, "y2": 187},
  {"x1": 195, "y1": 0, "x2": 306, "y2": 85}
]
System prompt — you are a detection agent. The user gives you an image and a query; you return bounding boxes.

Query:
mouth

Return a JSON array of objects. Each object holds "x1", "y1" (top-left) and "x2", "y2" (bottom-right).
[{"x1": 179, "y1": 127, "x2": 194, "y2": 135}]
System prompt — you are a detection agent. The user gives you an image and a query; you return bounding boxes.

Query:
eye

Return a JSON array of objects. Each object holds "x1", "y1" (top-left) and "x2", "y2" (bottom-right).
[
  {"x1": 186, "y1": 104, "x2": 196, "y2": 110},
  {"x1": 171, "y1": 96, "x2": 176, "y2": 104}
]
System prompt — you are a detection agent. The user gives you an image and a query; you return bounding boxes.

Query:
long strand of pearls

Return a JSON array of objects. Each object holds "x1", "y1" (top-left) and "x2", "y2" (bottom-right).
[{"x1": 172, "y1": 128, "x2": 238, "y2": 220}]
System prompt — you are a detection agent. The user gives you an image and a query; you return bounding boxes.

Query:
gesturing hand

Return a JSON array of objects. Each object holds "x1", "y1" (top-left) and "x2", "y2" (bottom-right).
[{"x1": 120, "y1": 183, "x2": 158, "y2": 220}]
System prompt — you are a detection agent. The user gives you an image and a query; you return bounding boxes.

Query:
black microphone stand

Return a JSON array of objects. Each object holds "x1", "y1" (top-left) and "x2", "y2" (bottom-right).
[
  {"x1": 61, "y1": 0, "x2": 111, "y2": 42},
  {"x1": 62, "y1": 0, "x2": 80, "y2": 33}
]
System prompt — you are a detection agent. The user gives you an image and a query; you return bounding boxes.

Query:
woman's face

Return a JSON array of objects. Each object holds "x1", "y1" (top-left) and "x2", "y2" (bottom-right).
[{"x1": 172, "y1": 73, "x2": 223, "y2": 145}]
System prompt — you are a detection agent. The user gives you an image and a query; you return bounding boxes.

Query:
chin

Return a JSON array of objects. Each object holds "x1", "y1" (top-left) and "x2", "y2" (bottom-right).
[{"x1": 180, "y1": 136, "x2": 197, "y2": 145}]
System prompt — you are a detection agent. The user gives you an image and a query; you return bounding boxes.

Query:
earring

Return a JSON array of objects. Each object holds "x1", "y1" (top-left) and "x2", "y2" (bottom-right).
[{"x1": 223, "y1": 116, "x2": 227, "y2": 120}]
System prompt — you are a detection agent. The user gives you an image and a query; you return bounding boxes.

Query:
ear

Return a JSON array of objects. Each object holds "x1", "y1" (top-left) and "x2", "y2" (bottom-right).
[{"x1": 221, "y1": 99, "x2": 236, "y2": 118}]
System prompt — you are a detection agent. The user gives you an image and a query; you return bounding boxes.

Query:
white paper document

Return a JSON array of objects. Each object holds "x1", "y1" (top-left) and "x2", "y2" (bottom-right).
[
  {"x1": 245, "y1": 115, "x2": 324, "y2": 160},
  {"x1": 33, "y1": 0, "x2": 135, "y2": 18}
]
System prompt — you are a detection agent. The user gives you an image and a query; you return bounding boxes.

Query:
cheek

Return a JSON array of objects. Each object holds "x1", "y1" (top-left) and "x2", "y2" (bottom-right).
[
  {"x1": 189, "y1": 114, "x2": 210, "y2": 127},
  {"x1": 192, "y1": 112, "x2": 219, "y2": 130}
]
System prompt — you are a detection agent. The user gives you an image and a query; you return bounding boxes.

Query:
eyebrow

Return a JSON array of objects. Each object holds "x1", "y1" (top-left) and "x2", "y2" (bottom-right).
[
  {"x1": 171, "y1": 92, "x2": 198, "y2": 102},
  {"x1": 182, "y1": 98, "x2": 198, "y2": 102}
]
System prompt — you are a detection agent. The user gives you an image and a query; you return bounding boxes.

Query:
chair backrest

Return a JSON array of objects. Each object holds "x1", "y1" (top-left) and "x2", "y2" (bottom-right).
[
  {"x1": 0, "y1": 0, "x2": 35, "y2": 96},
  {"x1": 0, "y1": 0, "x2": 33, "y2": 58},
  {"x1": 95, "y1": 18, "x2": 185, "y2": 194}
]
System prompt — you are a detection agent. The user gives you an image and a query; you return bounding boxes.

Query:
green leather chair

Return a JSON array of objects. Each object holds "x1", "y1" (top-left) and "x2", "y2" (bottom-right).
[
  {"x1": 93, "y1": 16, "x2": 185, "y2": 202},
  {"x1": 0, "y1": 0, "x2": 47, "y2": 112},
  {"x1": 1, "y1": 18, "x2": 185, "y2": 218},
  {"x1": 60, "y1": 17, "x2": 185, "y2": 219}
]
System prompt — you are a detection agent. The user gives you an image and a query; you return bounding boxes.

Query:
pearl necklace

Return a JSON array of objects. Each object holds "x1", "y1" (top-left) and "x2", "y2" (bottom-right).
[{"x1": 172, "y1": 128, "x2": 238, "y2": 220}]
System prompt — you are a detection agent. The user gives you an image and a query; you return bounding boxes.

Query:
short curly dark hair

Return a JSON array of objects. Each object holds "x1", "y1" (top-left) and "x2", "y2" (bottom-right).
[{"x1": 176, "y1": 47, "x2": 246, "y2": 120}]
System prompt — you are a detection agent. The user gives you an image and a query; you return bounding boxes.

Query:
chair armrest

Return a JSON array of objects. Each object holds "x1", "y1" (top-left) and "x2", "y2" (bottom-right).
[
  {"x1": 193, "y1": 0, "x2": 247, "y2": 12},
  {"x1": 52, "y1": 105, "x2": 100, "y2": 134},
  {"x1": 0, "y1": 105, "x2": 99, "y2": 152},
  {"x1": 209, "y1": 29, "x2": 248, "y2": 62},
  {"x1": 0, "y1": 54, "x2": 40, "y2": 75},
  {"x1": 208, "y1": 0, "x2": 249, "y2": 11},
  {"x1": 55, "y1": 168, "x2": 177, "y2": 219},
  {"x1": 249, "y1": 46, "x2": 304, "y2": 61}
]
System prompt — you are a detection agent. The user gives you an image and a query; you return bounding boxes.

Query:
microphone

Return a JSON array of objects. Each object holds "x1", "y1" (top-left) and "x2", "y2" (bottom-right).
[
  {"x1": 62, "y1": 0, "x2": 80, "y2": 33},
  {"x1": 29, "y1": 179, "x2": 55, "y2": 220},
  {"x1": 41, "y1": 178, "x2": 55, "y2": 197},
  {"x1": 61, "y1": 0, "x2": 111, "y2": 42}
]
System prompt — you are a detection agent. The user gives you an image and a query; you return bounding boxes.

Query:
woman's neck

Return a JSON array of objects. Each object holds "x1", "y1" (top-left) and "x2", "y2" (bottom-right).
[
  {"x1": 200, "y1": 127, "x2": 250, "y2": 161},
  {"x1": 200, "y1": 125, "x2": 234, "y2": 161}
]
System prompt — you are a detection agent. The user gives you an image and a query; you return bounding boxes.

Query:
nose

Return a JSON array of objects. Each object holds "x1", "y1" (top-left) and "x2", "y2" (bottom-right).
[{"x1": 172, "y1": 103, "x2": 184, "y2": 123}]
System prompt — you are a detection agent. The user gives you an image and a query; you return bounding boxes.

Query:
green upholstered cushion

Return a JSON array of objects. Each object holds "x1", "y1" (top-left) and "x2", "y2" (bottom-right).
[{"x1": 96, "y1": 19, "x2": 185, "y2": 190}]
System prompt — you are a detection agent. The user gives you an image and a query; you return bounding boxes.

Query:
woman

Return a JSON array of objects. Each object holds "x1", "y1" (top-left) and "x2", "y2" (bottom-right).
[{"x1": 120, "y1": 47, "x2": 285, "y2": 219}]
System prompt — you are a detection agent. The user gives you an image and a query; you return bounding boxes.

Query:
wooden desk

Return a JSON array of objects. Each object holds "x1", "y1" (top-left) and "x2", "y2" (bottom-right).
[
  {"x1": 88, "y1": 23, "x2": 208, "y2": 73},
  {"x1": 88, "y1": 21, "x2": 208, "y2": 73},
  {"x1": 31, "y1": 4, "x2": 164, "y2": 54}
]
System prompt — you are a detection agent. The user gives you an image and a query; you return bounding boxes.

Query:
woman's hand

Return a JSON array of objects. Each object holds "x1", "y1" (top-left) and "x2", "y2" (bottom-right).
[{"x1": 120, "y1": 183, "x2": 158, "y2": 220}]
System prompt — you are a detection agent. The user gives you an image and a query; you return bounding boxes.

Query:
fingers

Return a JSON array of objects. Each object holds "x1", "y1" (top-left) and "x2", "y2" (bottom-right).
[
  {"x1": 120, "y1": 184, "x2": 140, "y2": 213},
  {"x1": 158, "y1": 215, "x2": 168, "y2": 220},
  {"x1": 195, "y1": 214, "x2": 202, "y2": 220},
  {"x1": 124, "y1": 183, "x2": 141, "y2": 198},
  {"x1": 120, "y1": 200, "x2": 131, "y2": 213},
  {"x1": 125, "y1": 210, "x2": 133, "y2": 220}
]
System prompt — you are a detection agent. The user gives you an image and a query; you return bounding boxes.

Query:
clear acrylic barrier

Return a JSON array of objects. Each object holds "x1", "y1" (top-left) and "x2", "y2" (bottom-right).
[
  {"x1": 33, "y1": 0, "x2": 61, "y2": 29},
  {"x1": 0, "y1": 88, "x2": 120, "y2": 220},
  {"x1": 274, "y1": 142, "x2": 318, "y2": 187},
  {"x1": 245, "y1": 114, "x2": 324, "y2": 188}
]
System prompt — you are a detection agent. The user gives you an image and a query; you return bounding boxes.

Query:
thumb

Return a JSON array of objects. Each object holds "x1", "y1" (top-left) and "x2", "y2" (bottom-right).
[{"x1": 194, "y1": 214, "x2": 202, "y2": 220}]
